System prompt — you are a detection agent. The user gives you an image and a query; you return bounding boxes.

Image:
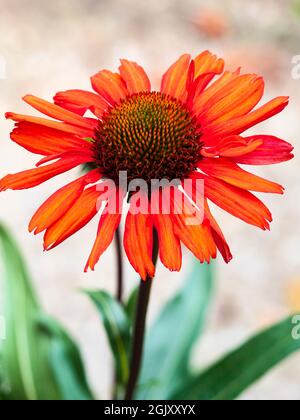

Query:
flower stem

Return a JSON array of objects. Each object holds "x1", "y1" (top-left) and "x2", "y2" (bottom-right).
[
  {"x1": 124, "y1": 229, "x2": 159, "y2": 400},
  {"x1": 115, "y1": 226, "x2": 123, "y2": 304},
  {"x1": 112, "y1": 226, "x2": 124, "y2": 399}
]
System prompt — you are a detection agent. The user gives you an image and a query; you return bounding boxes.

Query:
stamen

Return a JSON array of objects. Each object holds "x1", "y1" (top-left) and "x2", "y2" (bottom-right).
[{"x1": 93, "y1": 92, "x2": 202, "y2": 183}]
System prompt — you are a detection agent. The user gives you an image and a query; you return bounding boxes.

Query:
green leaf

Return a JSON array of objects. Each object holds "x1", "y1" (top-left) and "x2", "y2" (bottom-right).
[
  {"x1": 0, "y1": 224, "x2": 92, "y2": 400},
  {"x1": 38, "y1": 316, "x2": 94, "y2": 401},
  {"x1": 137, "y1": 261, "x2": 214, "y2": 400},
  {"x1": 85, "y1": 290, "x2": 130, "y2": 386},
  {"x1": 125, "y1": 287, "x2": 139, "y2": 326},
  {"x1": 171, "y1": 316, "x2": 300, "y2": 400},
  {"x1": 0, "y1": 224, "x2": 60, "y2": 400},
  {"x1": 0, "y1": 355, "x2": 10, "y2": 400}
]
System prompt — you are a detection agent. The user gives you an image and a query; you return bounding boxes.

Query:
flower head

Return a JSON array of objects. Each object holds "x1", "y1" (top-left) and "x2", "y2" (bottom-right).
[
  {"x1": 0, "y1": 52, "x2": 293, "y2": 280},
  {"x1": 94, "y1": 91, "x2": 202, "y2": 183}
]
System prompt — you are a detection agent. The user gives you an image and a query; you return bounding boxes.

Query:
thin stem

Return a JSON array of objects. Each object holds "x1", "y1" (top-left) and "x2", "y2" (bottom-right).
[
  {"x1": 115, "y1": 226, "x2": 123, "y2": 304},
  {"x1": 112, "y1": 226, "x2": 124, "y2": 399},
  {"x1": 125, "y1": 229, "x2": 159, "y2": 401}
]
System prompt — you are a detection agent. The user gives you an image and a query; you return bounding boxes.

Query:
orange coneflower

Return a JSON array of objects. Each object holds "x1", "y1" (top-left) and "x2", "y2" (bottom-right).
[{"x1": 0, "y1": 51, "x2": 293, "y2": 280}]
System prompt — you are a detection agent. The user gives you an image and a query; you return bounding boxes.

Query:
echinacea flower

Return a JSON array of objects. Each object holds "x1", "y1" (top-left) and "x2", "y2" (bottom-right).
[{"x1": 0, "y1": 51, "x2": 293, "y2": 280}]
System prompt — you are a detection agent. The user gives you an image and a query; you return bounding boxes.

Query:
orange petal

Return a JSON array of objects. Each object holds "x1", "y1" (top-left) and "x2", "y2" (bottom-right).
[
  {"x1": 193, "y1": 69, "x2": 240, "y2": 114},
  {"x1": 198, "y1": 75, "x2": 264, "y2": 125},
  {"x1": 191, "y1": 51, "x2": 225, "y2": 98},
  {"x1": 169, "y1": 188, "x2": 216, "y2": 263},
  {"x1": 0, "y1": 153, "x2": 89, "y2": 191},
  {"x1": 124, "y1": 209, "x2": 155, "y2": 280},
  {"x1": 91, "y1": 70, "x2": 128, "y2": 105},
  {"x1": 198, "y1": 157, "x2": 283, "y2": 194},
  {"x1": 29, "y1": 170, "x2": 102, "y2": 234},
  {"x1": 161, "y1": 54, "x2": 191, "y2": 101},
  {"x1": 202, "y1": 135, "x2": 263, "y2": 158},
  {"x1": 182, "y1": 179, "x2": 232, "y2": 263},
  {"x1": 54, "y1": 89, "x2": 109, "y2": 118},
  {"x1": 172, "y1": 215, "x2": 216, "y2": 263},
  {"x1": 204, "y1": 96, "x2": 289, "y2": 138},
  {"x1": 5, "y1": 112, "x2": 95, "y2": 138},
  {"x1": 191, "y1": 172, "x2": 272, "y2": 230},
  {"x1": 23, "y1": 95, "x2": 97, "y2": 129},
  {"x1": 85, "y1": 211, "x2": 122, "y2": 272},
  {"x1": 119, "y1": 60, "x2": 151, "y2": 94},
  {"x1": 152, "y1": 213, "x2": 182, "y2": 272},
  {"x1": 204, "y1": 199, "x2": 232, "y2": 263},
  {"x1": 194, "y1": 50, "x2": 225, "y2": 79},
  {"x1": 43, "y1": 185, "x2": 103, "y2": 250},
  {"x1": 35, "y1": 148, "x2": 93, "y2": 167},
  {"x1": 233, "y1": 135, "x2": 294, "y2": 165},
  {"x1": 10, "y1": 122, "x2": 90, "y2": 156}
]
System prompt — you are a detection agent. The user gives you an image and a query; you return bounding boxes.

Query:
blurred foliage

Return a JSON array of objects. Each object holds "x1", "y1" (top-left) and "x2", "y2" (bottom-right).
[
  {"x1": 292, "y1": 0, "x2": 300, "y2": 17},
  {"x1": 0, "y1": 223, "x2": 300, "y2": 400},
  {"x1": 136, "y1": 263, "x2": 214, "y2": 400},
  {"x1": 84, "y1": 290, "x2": 131, "y2": 395},
  {"x1": 0, "y1": 224, "x2": 93, "y2": 400},
  {"x1": 171, "y1": 316, "x2": 300, "y2": 400}
]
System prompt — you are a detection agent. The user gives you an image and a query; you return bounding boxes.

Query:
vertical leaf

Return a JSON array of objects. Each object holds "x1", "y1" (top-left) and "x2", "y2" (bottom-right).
[
  {"x1": 0, "y1": 224, "x2": 92, "y2": 400},
  {"x1": 85, "y1": 290, "x2": 131, "y2": 387},
  {"x1": 125, "y1": 287, "x2": 139, "y2": 327},
  {"x1": 0, "y1": 224, "x2": 59, "y2": 400}
]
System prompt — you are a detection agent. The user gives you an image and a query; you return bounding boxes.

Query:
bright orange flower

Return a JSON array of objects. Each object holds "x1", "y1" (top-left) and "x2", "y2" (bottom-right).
[{"x1": 0, "y1": 51, "x2": 293, "y2": 280}]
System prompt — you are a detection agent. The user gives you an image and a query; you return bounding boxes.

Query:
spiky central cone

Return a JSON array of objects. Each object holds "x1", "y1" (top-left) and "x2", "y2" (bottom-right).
[{"x1": 93, "y1": 92, "x2": 202, "y2": 184}]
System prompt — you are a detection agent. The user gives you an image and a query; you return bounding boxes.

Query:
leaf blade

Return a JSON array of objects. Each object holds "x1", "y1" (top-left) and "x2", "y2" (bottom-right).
[
  {"x1": 38, "y1": 316, "x2": 94, "y2": 401},
  {"x1": 85, "y1": 290, "x2": 130, "y2": 386},
  {"x1": 171, "y1": 317, "x2": 300, "y2": 400},
  {"x1": 0, "y1": 224, "x2": 92, "y2": 401},
  {"x1": 0, "y1": 224, "x2": 59, "y2": 400}
]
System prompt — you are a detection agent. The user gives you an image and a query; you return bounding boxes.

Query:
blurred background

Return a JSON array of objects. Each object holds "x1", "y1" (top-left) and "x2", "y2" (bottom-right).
[{"x1": 0, "y1": 0, "x2": 300, "y2": 400}]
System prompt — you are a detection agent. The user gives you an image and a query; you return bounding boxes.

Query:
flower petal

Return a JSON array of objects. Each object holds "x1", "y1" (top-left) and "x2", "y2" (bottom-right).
[
  {"x1": 5, "y1": 112, "x2": 95, "y2": 138},
  {"x1": 191, "y1": 172, "x2": 272, "y2": 230},
  {"x1": 35, "y1": 149, "x2": 93, "y2": 167},
  {"x1": 169, "y1": 188, "x2": 217, "y2": 263},
  {"x1": 160, "y1": 54, "x2": 191, "y2": 101},
  {"x1": 193, "y1": 70, "x2": 240, "y2": 115},
  {"x1": 201, "y1": 135, "x2": 263, "y2": 158},
  {"x1": 197, "y1": 75, "x2": 264, "y2": 126},
  {"x1": 190, "y1": 51, "x2": 225, "y2": 99},
  {"x1": 204, "y1": 200, "x2": 232, "y2": 263},
  {"x1": 43, "y1": 185, "x2": 104, "y2": 250},
  {"x1": 23, "y1": 95, "x2": 97, "y2": 129},
  {"x1": 29, "y1": 170, "x2": 102, "y2": 234},
  {"x1": 152, "y1": 213, "x2": 182, "y2": 272},
  {"x1": 172, "y1": 215, "x2": 216, "y2": 263},
  {"x1": 150, "y1": 188, "x2": 182, "y2": 271},
  {"x1": 194, "y1": 50, "x2": 225, "y2": 79},
  {"x1": 91, "y1": 70, "x2": 128, "y2": 105},
  {"x1": 198, "y1": 157, "x2": 284, "y2": 194},
  {"x1": 124, "y1": 207, "x2": 155, "y2": 280},
  {"x1": 233, "y1": 135, "x2": 294, "y2": 165},
  {"x1": 54, "y1": 89, "x2": 109, "y2": 118},
  {"x1": 0, "y1": 152, "x2": 89, "y2": 191},
  {"x1": 203, "y1": 96, "x2": 289, "y2": 138},
  {"x1": 85, "y1": 211, "x2": 122, "y2": 272},
  {"x1": 182, "y1": 179, "x2": 232, "y2": 263},
  {"x1": 119, "y1": 60, "x2": 151, "y2": 94},
  {"x1": 9, "y1": 122, "x2": 90, "y2": 156}
]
